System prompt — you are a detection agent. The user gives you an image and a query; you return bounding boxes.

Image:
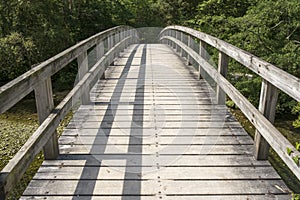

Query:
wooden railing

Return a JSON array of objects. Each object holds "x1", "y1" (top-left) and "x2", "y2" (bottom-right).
[
  {"x1": 0, "y1": 25, "x2": 138, "y2": 199},
  {"x1": 160, "y1": 25, "x2": 300, "y2": 181}
]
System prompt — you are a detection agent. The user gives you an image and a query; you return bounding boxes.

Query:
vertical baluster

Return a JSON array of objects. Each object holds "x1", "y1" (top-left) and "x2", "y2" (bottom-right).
[
  {"x1": 254, "y1": 80, "x2": 278, "y2": 160},
  {"x1": 198, "y1": 40, "x2": 207, "y2": 79},
  {"x1": 34, "y1": 78, "x2": 59, "y2": 159},
  {"x1": 77, "y1": 50, "x2": 90, "y2": 104},
  {"x1": 216, "y1": 52, "x2": 229, "y2": 105}
]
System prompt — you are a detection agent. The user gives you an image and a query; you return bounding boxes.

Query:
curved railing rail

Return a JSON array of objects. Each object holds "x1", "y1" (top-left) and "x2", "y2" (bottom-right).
[
  {"x1": 159, "y1": 25, "x2": 300, "y2": 181},
  {"x1": 0, "y1": 25, "x2": 138, "y2": 199}
]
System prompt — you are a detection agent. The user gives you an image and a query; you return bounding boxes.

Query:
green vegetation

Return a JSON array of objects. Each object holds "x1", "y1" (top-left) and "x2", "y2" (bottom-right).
[{"x1": 0, "y1": 0, "x2": 300, "y2": 198}]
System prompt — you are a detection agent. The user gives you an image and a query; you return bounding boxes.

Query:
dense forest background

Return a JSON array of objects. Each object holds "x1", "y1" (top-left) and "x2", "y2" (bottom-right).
[{"x1": 0, "y1": 0, "x2": 299, "y2": 124}]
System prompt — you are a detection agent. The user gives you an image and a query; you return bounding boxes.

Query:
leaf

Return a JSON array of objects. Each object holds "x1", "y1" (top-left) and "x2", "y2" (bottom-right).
[
  {"x1": 296, "y1": 142, "x2": 300, "y2": 151},
  {"x1": 287, "y1": 147, "x2": 293, "y2": 156},
  {"x1": 292, "y1": 155, "x2": 299, "y2": 165}
]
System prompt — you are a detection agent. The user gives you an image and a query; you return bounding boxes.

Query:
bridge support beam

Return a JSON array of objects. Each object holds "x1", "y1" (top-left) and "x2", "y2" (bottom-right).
[
  {"x1": 34, "y1": 78, "x2": 59, "y2": 160},
  {"x1": 216, "y1": 52, "x2": 229, "y2": 105},
  {"x1": 254, "y1": 80, "x2": 278, "y2": 160}
]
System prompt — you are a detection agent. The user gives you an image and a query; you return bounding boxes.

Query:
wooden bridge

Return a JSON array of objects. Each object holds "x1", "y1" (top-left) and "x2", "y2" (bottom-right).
[{"x1": 0, "y1": 26, "x2": 299, "y2": 199}]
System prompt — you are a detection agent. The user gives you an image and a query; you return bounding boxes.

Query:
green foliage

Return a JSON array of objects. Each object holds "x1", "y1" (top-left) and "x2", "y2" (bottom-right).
[
  {"x1": 0, "y1": 32, "x2": 36, "y2": 84},
  {"x1": 287, "y1": 147, "x2": 293, "y2": 156},
  {"x1": 292, "y1": 103, "x2": 300, "y2": 128},
  {"x1": 292, "y1": 155, "x2": 299, "y2": 165},
  {"x1": 192, "y1": 0, "x2": 300, "y2": 116},
  {"x1": 226, "y1": 100, "x2": 235, "y2": 108},
  {"x1": 293, "y1": 193, "x2": 300, "y2": 200},
  {"x1": 296, "y1": 142, "x2": 300, "y2": 151}
]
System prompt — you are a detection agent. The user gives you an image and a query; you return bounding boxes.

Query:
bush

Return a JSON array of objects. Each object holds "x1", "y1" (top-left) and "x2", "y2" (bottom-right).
[{"x1": 0, "y1": 32, "x2": 36, "y2": 84}]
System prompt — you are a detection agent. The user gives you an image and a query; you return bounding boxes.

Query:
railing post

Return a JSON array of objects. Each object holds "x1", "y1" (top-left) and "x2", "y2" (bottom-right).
[
  {"x1": 216, "y1": 52, "x2": 229, "y2": 105},
  {"x1": 254, "y1": 79, "x2": 279, "y2": 160},
  {"x1": 34, "y1": 78, "x2": 59, "y2": 160},
  {"x1": 187, "y1": 35, "x2": 191, "y2": 65},
  {"x1": 96, "y1": 41, "x2": 105, "y2": 77},
  {"x1": 172, "y1": 30, "x2": 176, "y2": 49},
  {"x1": 77, "y1": 50, "x2": 90, "y2": 104},
  {"x1": 198, "y1": 40, "x2": 207, "y2": 79},
  {"x1": 175, "y1": 31, "x2": 179, "y2": 53},
  {"x1": 180, "y1": 32, "x2": 183, "y2": 57}
]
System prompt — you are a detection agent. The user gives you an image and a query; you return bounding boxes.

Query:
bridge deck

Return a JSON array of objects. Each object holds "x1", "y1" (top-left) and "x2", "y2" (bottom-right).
[{"x1": 21, "y1": 44, "x2": 290, "y2": 199}]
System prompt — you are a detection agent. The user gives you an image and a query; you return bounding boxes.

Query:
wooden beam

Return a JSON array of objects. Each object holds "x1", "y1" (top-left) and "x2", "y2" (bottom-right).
[
  {"x1": 199, "y1": 40, "x2": 207, "y2": 79},
  {"x1": 187, "y1": 35, "x2": 191, "y2": 65},
  {"x1": 180, "y1": 32, "x2": 183, "y2": 57},
  {"x1": 216, "y1": 52, "x2": 229, "y2": 105},
  {"x1": 77, "y1": 51, "x2": 90, "y2": 104},
  {"x1": 254, "y1": 80, "x2": 279, "y2": 160},
  {"x1": 34, "y1": 78, "x2": 59, "y2": 160}
]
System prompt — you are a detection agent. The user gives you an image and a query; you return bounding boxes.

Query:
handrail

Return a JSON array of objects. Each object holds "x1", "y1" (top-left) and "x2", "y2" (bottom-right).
[
  {"x1": 161, "y1": 26, "x2": 300, "y2": 102},
  {"x1": 159, "y1": 26, "x2": 300, "y2": 181},
  {"x1": 0, "y1": 26, "x2": 138, "y2": 199},
  {"x1": 0, "y1": 26, "x2": 134, "y2": 114}
]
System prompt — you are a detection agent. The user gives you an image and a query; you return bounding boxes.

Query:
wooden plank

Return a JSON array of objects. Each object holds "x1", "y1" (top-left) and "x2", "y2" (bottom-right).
[
  {"x1": 20, "y1": 195, "x2": 291, "y2": 200},
  {"x1": 22, "y1": 180, "x2": 288, "y2": 196},
  {"x1": 23, "y1": 180, "x2": 158, "y2": 196},
  {"x1": 161, "y1": 180, "x2": 289, "y2": 195},
  {"x1": 61, "y1": 127, "x2": 248, "y2": 136},
  {"x1": 162, "y1": 26, "x2": 300, "y2": 102},
  {"x1": 43, "y1": 155, "x2": 271, "y2": 167},
  {"x1": 59, "y1": 144, "x2": 253, "y2": 155},
  {"x1": 32, "y1": 166, "x2": 280, "y2": 180},
  {"x1": 58, "y1": 135, "x2": 253, "y2": 145},
  {"x1": 21, "y1": 196, "x2": 160, "y2": 200},
  {"x1": 255, "y1": 79, "x2": 279, "y2": 160},
  {"x1": 161, "y1": 36, "x2": 300, "y2": 180}
]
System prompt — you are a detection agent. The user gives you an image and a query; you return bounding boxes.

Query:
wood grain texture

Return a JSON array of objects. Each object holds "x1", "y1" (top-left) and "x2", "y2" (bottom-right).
[
  {"x1": 21, "y1": 44, "x2": 290, "y2": 199},
  {"x1": 160, "y1": 36, "x2": 300, "y2": 181},
  {"x1": 161, "y1": 26, "x2": 300, "y2": 102},
  {"x1": 0, "y1": 36, "x2": 133, "y2": 199}
]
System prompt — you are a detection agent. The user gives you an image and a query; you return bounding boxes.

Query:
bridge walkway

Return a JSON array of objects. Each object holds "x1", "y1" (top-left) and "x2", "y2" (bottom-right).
[{"x1": 21, "y1": 44, "x2": 290, "y2": 199}]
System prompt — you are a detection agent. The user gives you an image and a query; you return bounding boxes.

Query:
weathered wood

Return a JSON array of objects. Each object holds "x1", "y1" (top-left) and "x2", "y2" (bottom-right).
[
  {"x1": 0, "y1": 36, "x2": 132, "y2": 199},
  {"x1": 34, "y1": 78, "x2": 59, "y2": 160},
  {"x1": 187, "y1": 35, "x2": 191, "y2": 65},
  {"x1": 161, "y1": 26, "x2": 300, "y2": 101},
  {"x1": 216, "y1": 52, "x2": 229, "y2": 105},
  {"x1": 96, "y1": 41, "x2": 106, "y2": 80},
  {"x1": 180, "y1": 32, "x2": 183, "y2": 56},
  {"x1": 175, "y1": 31, "x2": 179, "y2": 52},
  {"x1": 198, "y1": 40, "x2": 207, "y2": 79},
  {"x1": 0, "y1": 26, "x2": 132, "y2": 114},
  {"x1": 19, "y1": 195, "x2": 292, "y2": 200},
  {"x1": 254, "y1": 79, "x2": 279, "y2": 160},
  {"x1": 161, "y1": 36, "x2": 300, "y2": 180},
  {"x1": 77, "y1": 51, "x2": 90, "y2": 104}
]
